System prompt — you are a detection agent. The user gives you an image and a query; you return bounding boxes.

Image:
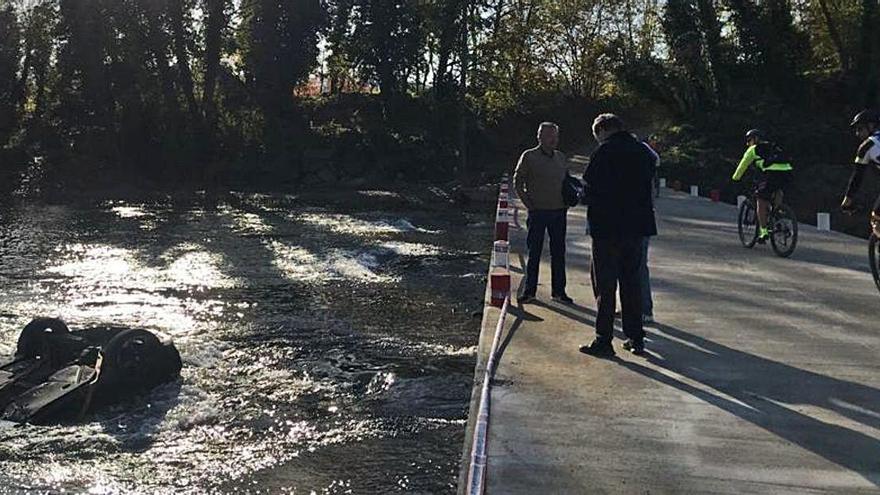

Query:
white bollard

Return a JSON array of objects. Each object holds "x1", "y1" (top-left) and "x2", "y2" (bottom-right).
[
  {"x1": 817, "y1": 212, "x2": 831, "y2": 231},
  {"x1": 659, "y1": 178, "x2": 666, "y2": 188},
  {"x1": 498, "y1": 191, "x2": 509, "y2": 205},
  {"x1": 737, "y1": 195, "x2": 746, "y2": 209},
  {"x1": 690, "y1": 185, "x2": 699, "y2": 197}
]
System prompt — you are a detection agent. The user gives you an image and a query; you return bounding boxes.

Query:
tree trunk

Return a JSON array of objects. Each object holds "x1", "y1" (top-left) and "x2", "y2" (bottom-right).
[
  {"x1": 32, "y1": 59, "x2": 47, "y2": 118},
  {"x1": 202, "y1": 0, "x2": 226, "y2": 128},
  {"x1": 144, "y1": 3, "x2": 178, "y2": 119},
  {"x1": 817, "y1": 0, "x2": 849, "y2": 72},
  {"x1": 696, "y1": 0, "x2": 725, "y2": 104},
  {"x1": 859, "y1": 0, "x2": 877, "y2": 104},
  {"x1": 168, "y1": 0, "x2": 199, "y2": 122},
  {"x1": 17, "y1": 43, "x2": 30, "y2": 115},
  {"x1": 723, "y1": 0, "x2": 763, "y2": 67},
  {"x1": 457, "y1": 0, "x2": 470, "y2": 177},
  {"x1": 434, "y1": 0, "x2": 461, "y2": 99}
]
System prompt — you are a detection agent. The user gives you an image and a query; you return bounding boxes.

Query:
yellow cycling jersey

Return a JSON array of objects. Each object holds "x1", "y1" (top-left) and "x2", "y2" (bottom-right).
[{"x1": 732, "y1": 143, "x2": 793, "y2": 181}]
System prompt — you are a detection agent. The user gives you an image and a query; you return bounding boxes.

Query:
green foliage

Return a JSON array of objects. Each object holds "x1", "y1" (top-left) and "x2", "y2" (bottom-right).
[
  {"x1": 0, "y1": 0, "x2": 876, "y2": 205},
  {"x1": 343, "y1": 1, "x2": 425, "y2": 97}
]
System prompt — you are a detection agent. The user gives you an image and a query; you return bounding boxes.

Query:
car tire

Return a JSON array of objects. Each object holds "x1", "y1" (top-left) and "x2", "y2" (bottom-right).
[{"x1": 17, "y1": 317, "x2": 70, "y2": 359}]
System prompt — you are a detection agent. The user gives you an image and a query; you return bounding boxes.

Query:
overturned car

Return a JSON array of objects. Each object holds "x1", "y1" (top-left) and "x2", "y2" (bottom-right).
[{"x1": 0, "y1": 318, "x2": 182, "y2": 424}]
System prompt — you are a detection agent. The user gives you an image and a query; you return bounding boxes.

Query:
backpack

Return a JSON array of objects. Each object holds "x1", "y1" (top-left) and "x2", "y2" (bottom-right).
[
  {"x1": 561, "y1": 173, "x2": 583, "y2": 208},
  {"x1": 755, "y1": 141, "x2": 792, "y2": 167}
]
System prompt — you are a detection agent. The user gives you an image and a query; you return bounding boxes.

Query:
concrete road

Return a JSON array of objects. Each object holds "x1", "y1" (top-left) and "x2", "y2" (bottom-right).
[{"x1": 465, "y1": 189, "x2": 880, "y2": 494}]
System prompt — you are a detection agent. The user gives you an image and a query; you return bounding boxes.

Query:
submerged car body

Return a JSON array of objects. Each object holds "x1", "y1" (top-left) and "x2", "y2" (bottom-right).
[{"x1": 0, "y1": 318, "x2": 182, "y2": 424}]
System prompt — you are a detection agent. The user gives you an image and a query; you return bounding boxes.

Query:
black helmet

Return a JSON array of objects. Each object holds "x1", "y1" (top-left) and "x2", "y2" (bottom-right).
[
  {"x1": 745, "y1": 129, "x2": 763, "y2": 141},
  {"x1": 850, "y1": 109, "x2": 880, "y2": 128}
]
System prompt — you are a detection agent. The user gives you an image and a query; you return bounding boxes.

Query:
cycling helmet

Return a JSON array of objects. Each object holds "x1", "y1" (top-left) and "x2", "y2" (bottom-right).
[
  {"x1": 849, "y1": 109, "x2": 880, "y2": 128},
  {"x1": 745, "y1": 129, "x2": 763, "y2": 141}
]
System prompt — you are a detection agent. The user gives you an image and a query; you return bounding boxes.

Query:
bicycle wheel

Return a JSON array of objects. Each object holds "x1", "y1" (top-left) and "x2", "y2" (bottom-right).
[
  {"x1": 769, "y1": 203, "x2": 798, "y2": 258},
  {"x1": 869, "y1": 234, "x2": 880, "y2": 295},
  {"x1": 738, "y1": 199, "x2": 758, "y2": 248}
]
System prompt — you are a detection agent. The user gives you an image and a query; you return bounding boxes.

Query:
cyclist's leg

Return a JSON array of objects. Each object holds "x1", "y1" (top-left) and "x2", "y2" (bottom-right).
[
  {"x1": 761, "y1": 171, "x2": 790, "y2": 229},
  {"x1": 775, "y1": 170, "x2": 793, "y2": 207},
  {"x1": 756, "y1": 198, "x2": 770, "y2": 227},
  {"x1": 755, "y1": 176, "x2": 772, "y2": 237}
]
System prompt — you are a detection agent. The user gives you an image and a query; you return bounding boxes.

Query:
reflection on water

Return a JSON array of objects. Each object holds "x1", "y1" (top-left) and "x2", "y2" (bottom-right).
[{"x1": 0, "y1": 190, "x2": 489, "y2": 493}]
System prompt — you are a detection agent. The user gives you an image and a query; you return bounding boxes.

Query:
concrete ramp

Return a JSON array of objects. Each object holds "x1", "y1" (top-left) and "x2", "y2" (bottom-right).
[{"x1": 466, "y1": 189, "x2": 880, "y2": 494}]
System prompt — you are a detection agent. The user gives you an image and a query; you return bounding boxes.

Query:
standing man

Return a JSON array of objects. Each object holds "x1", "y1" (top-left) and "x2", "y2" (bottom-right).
[
  {"x1": 640, "y1": 137, "x2": 660, "y2": 324},
  {"x1": 513, "y1": 122, "x2": 572, "y2": 305},
  {"x1": 581, "y1": 114, "x2": 657, "y2": 356}
]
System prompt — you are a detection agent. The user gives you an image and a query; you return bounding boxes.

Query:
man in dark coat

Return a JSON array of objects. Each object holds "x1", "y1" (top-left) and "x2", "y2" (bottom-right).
[{"x1": 580, "y1": 114, "x2": 658, "y2": 356}]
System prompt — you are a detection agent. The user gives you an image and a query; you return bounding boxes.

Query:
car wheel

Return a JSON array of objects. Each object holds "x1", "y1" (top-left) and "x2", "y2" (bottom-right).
[{"x1": 17, "y1": 317, "x2": 70, "y2": 359}]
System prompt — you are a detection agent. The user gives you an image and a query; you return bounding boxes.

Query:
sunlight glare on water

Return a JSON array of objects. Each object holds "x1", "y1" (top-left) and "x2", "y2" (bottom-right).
[{"x1": 295, "y1": 212, "x2": 442, "y2": 236}]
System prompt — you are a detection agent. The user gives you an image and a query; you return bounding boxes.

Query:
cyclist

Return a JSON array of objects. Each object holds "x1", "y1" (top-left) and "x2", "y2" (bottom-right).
[
  {"x1": 841, "y1": 109, "x2": 880, "y2": 238},
  {"x1": 732, "y1": 129, "x2": 794, "y2": 243}
]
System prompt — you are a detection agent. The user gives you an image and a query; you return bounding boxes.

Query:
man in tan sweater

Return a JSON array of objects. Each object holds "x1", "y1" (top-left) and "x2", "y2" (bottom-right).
[{"x1": 513, "y1": 122, "x2": 571, "y2": 304}]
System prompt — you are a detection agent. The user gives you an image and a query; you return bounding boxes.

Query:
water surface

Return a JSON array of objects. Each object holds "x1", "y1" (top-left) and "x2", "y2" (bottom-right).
[{"x1": 0, "y1": 188, "x2": 491, "y2": 494}]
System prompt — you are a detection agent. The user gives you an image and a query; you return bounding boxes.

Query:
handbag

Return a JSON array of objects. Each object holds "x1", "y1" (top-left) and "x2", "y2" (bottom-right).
[{"x1": 561, "y1": 173, "x2": 583, "y2": 208}]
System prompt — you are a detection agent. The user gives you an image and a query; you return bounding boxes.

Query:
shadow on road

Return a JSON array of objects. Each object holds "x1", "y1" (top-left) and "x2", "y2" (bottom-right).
[
  {"x1": 621, "y1": 322, "x2": 880, "y2": 488},
  {"x1": 531, "y1": 299, "x2": 880, "y2": 488}
]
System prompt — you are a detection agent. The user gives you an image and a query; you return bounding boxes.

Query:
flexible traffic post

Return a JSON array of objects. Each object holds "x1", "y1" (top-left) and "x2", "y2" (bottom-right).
[{"x1": 489, "y1": 268, "x2": 510, "y2": 308}]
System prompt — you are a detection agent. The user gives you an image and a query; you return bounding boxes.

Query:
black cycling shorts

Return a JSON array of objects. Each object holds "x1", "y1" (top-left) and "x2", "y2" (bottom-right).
[{"x1": 756, "y1": 170, "x2": 792, "y2": 201}]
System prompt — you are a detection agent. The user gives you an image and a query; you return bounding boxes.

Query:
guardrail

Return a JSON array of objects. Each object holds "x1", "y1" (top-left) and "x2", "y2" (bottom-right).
[{"x1": 465, "y1": 294, "x2": 510, "y2": 495}]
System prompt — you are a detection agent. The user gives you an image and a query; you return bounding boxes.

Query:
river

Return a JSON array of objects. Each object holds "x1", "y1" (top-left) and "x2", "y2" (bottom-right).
[{"x1": 0, "y1": 186, "x2": 491, "y2": 494}]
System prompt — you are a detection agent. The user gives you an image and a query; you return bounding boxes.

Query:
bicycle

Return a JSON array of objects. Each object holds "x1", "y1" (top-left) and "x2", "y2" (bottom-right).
[
  {"x1": 871, "y1": 231, "x2": 880, "y2": 294},
  {"x1": 842, "y1": 203, "x2": 880, "y2": 294},
  {"x1": 737, "y1": 184, "x2": 798, "y2": 257}
]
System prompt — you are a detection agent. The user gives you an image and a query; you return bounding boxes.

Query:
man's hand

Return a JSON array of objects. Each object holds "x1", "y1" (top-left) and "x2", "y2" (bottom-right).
[
  {"x1": 871, "y1": 211, "x2": 880, "y2": 238},
  {"x1": 841, "y1": 196, "x2": 857, "y2": 214}
]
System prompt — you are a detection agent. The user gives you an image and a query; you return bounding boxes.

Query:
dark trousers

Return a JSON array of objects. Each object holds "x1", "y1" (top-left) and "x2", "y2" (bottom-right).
[
  {"x1": 640, "y1": 237, "x2": 653, "y2": 317},
  {"x1": 591, "y1": 236, "x2": 645, "y2": 344},
  {"x1": 523, "y1": 209, "x2": 567, "y2": 297}
]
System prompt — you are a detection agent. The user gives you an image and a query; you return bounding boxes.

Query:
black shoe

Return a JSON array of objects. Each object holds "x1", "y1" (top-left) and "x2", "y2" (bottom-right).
[
  {"x1": 518, "y1": 293, "x2": 536, "y2": 304},
  {"x1": 579, "y1": 340, "x2": 615, "y2": 358},
  {"x1": 622, "y1": 339, "x2": 645, "y2": 355},
  {"x1": 551, "y1": 293, "x2": 573, "y2": 304}
]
